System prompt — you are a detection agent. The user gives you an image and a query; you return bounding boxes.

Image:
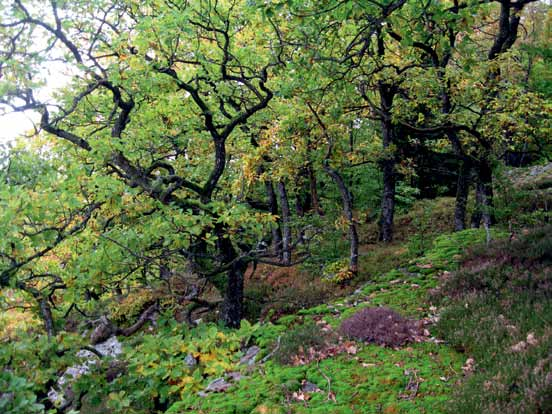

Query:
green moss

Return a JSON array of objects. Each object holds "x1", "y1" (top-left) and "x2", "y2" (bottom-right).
[{"x1": 173, "y1": 342, "x2": 462, "y2": 414}]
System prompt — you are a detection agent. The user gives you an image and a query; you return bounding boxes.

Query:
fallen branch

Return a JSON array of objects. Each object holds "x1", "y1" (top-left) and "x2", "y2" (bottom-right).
[
  {"x1": 317, "y1": 361, "x2": 336, "y2": 402},
  {"x1": 261, "y1": 335, "x2": 281, "y2": 364}
]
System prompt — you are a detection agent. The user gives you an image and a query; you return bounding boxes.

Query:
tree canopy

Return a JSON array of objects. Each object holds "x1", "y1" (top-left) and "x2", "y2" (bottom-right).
[{"x1": 0, "y1": 0, "x2": 550, "y2": 339}]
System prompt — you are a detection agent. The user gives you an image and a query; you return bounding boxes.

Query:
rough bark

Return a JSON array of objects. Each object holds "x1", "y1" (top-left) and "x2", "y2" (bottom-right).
[
  {"x1": 220, "y1": 260, "x2": 247, "y2": 328},
  {"x1": 277, "y1": 180, "x2": 292, "y2": 265},
  {"x1": 39, "y1": 296, "x2": 55, "y2": 338},
  {"x1": 215, "y1": 225, "x2": 247, "y2": 328}
]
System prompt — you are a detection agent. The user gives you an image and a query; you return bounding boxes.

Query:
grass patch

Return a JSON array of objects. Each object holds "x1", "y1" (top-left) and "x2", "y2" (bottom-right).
[{"x1": 435, "y1": 226, "x2": 552, "y2": 414}]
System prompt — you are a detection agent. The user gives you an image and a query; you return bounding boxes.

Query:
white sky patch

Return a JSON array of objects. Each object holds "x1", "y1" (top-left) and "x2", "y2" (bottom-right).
[{"x1": 0, "y1": 61, "x2": 72, "y2": 146}]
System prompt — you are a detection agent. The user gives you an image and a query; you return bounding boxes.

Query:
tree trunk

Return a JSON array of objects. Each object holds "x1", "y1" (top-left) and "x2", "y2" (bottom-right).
[
  {"x1": 216, "y1": 224, "x2": 246, "y2": 328},
  {"x1": 295, "y1": 194, "x2": 306, "y2": 245},
  {"x1": 277, "y1": 180, "x2": 292, "y2": 265},
  {"x1": 39, "y1": 296, "x2": 55, "y2": 338},
  {"x1": 454, "y1": 158, "x2": 471, "y2": 231},
  {"x1": 265, "y1": 180, "x2": 283, "y2": 259},
  {"x1": 220, "y1": 260, "x2": 247, "y2": 328},
  {"x1": 323, "y1": 163, "x2": 359, "y2": 274},
  {"x1": 471, "y1": 158, "x2": 494, "y2": 229},
  {"x1": 380, "y1": 157, "x2": 396, "y2": 243},
  {"x1": 308, "y1": 165, "x2": 324, "y2": 216},
  {"x1": 378, "y1": 83, "x2": 397, "y2": 243},
  {"x1": 471, "y1": 179, "x2": 484, "y2": 229},
  {"x1": 479, "y1": 157, "x2": 494, "y2": 228}
]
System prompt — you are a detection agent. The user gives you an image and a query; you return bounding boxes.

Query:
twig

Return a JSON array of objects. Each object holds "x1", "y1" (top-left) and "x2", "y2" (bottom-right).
[
  {"x1": 81, "y1": 345, "x2": 103, "y2": 359},
  {"x1": 261, "y1": 335, "x2": 281, "y2": 363},
  {"x1": 317, "y1": 361, "x2": 335, "y2": 402}
]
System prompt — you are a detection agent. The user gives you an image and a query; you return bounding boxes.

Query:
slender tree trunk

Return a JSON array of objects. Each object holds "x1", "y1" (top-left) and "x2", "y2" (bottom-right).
[
  {"x1": 39, "y1": 296, "x2": 55, "y2": 338},
  {"x1": 277, "y1": 180, "x2": 292, "y2": 265},
  {"x1": 479, "y1": 157, "x2": 494, "y2": 228},
  {"x1": 454, "y1": 157, "x2": 471, "y2": 231},
  {"x1": 295, "y1": 194, "x2": 306, "y2": 245},
  {"x1": 380, "y1": 157, "x2": 396, "y2": 243},
  {"x1": 323, "y1": 163, "x2": 359, "y2": 274},
  {"x1": 265, "y1": 180, "x2": 283, "y2": 259},
  {"x1": 308, "y1": 165, "x2": 324, "y2": 216},
  {"x1": 378, "y1": 82, "x2": 397, "y2": 243},
  {"x1": 471, "y1": 158, "x2": 494, "y2": 230},
  {"x1": 471, "y1": 178, "x2": 484, "y2": 229}
]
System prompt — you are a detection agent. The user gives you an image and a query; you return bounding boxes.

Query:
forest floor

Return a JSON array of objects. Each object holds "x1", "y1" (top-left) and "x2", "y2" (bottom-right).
[
  {"x1": 2, "y1": 166, "x2": 551, "y2": 414},
  {"x1": 176, "y1": 227, "x2": 504, "y2": 414}
]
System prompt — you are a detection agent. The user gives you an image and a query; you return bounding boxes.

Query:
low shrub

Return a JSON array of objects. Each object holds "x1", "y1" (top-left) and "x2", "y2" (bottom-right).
[
  {"x1": 339, "y1": 307, "x2": 420, "y2": 347},
  {"x1": 273, "y1": 321, "x2": 337, "y2": 365}
]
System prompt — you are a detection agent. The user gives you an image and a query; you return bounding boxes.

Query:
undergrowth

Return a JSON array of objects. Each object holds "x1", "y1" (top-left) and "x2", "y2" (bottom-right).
[{"x1": 434, "y1": 226, "x2": 552, "y2": 414}]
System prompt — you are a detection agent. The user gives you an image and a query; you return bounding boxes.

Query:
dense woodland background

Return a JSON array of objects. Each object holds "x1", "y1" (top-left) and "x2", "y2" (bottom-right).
[{"x1": 0, "y1": 0, "x2": 551, "y2": 413}]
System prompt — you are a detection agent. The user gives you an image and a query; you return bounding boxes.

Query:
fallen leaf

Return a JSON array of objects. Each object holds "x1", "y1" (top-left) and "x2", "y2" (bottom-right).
[
  {"x1": 510, "y1": 341, "x2": 527, "y2": 352},
  {"x1": 526, "y1": 333, "x2": 538, "y2": 346}
]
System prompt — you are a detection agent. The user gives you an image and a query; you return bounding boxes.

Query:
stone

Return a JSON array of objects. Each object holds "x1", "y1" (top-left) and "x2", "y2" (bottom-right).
[
  {"x1": 301, "y1": 381, "x2": 321, "y2": 393},
  {"x1": 94, "y1": 336, "x2": 123, "y2": 358},
  {"x1": 226, "y1": 371, "x2": 243, "y2": 381},
  {"x1": 48, "y1": 336, "x2": 123, "y2": 407},
  {"x1": 205, "y1": 378, "x2": 232, "y2": 393},
  {"x1": 239, "y1": 346, "x2": 260, "y2": 366},
  {"x1": 184, "y1": 353, "x2": 197, "y2": 369}
]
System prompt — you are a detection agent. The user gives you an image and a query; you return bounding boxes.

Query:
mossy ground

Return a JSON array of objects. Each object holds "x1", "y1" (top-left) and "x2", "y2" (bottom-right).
[
  {"x1": 183, "y1": 343, "x2": 461, "y2": 414},
  {"x1": 168, "y1": 227, "x2": 504, "y2": 414}
]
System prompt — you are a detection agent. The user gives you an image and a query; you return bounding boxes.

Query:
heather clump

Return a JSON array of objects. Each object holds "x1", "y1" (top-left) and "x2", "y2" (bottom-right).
[{"x1": 339, "y1": 307, "x2": 420, "y2": 348}]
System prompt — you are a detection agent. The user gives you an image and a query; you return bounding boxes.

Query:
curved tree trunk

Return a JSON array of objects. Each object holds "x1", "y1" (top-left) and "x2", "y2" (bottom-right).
[{"x1": 323, "y1": 163, "x2": 359, "y2": 275}]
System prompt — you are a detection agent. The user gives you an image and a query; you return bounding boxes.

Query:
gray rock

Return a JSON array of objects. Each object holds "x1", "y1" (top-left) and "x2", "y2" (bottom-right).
[
  {"x1": 184, "y1": 353, "x2": 197, "y2": 369},
  {"x1": 48, "y1": 336, "x2": 123, "y2": 407},
  {"x1": 226, "y1": 371, "x2": 243, "y2": 381},
  {"x1": 301, "y1": 381, "x2": 321, "y2": 393},
  {"x1": 239, "y1": 346, "x2": 260, "y2": 366},
  {"x1": 94, "y1": 336, "x2": 123, "y2": 358},
  {"x1": 204, "y1": 378, "x2": 232, "y2": 393}
]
